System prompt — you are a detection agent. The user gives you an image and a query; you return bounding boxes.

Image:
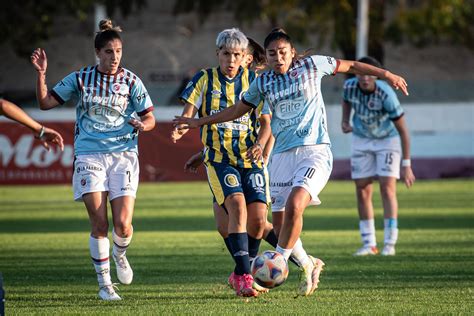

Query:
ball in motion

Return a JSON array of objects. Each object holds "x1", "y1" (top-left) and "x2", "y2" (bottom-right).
[{"x1": 251, "y1": 250, "x2": 289, "y2": 288}]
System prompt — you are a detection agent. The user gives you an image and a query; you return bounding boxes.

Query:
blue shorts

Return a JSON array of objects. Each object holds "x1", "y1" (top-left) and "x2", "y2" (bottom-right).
[{"x1": 206, "y1": 162, "x2": 269, "y2": 206}]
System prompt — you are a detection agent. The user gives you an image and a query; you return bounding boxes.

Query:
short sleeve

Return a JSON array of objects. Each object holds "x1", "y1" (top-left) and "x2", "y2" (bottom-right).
[
  {"x1": 381, "y1": 83, "x2": 403, "y2": 119},
  {"x1": 179, "y1": 70, "x2": 206, "y2": 109},
  {"x1": 310, "y1": 55, "x2": 340, "y2": 76},
  {"x1": 242, "y1": 79, "x2": 263, "y2": 109},
  {"x1": 130, "y1": 77, "x2": 154, "y2": 116},
  {"x1": 51, "y1": 72, "x2": 78, "y2": 104}
]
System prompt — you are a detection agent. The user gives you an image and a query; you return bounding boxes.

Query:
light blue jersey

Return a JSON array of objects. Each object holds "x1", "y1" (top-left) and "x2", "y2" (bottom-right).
[
  {"x1": 242, "y1": 55, "x2": 339, "y2": 154},
  {"x1": 51, "y1": 66, "x2": 154, "y2": 155},
  {"x1": 343, "y1": 77, "x2": 403, "y2": 139}
]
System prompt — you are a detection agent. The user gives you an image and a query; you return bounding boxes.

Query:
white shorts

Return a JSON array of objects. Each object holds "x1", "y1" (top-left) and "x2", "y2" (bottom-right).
[
  {"x1": 73, "y1": 152, "x2": 139, "y2": 202},
  {"x1": 351, "y1": 135, "x2": 401, "y2": 179},
  {"x1": 269, "y1": 144, "x2": 333, "y2": 212}
]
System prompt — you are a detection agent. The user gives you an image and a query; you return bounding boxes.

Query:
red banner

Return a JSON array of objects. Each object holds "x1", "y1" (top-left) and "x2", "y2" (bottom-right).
[{"x1": 0, "y1": 122, "x2": 206, "y2": 184}]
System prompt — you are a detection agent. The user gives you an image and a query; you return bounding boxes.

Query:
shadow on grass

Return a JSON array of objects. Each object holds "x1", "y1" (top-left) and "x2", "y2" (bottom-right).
[{"x1": 0, "y1": 213, "x2": 473, "y2": 233}]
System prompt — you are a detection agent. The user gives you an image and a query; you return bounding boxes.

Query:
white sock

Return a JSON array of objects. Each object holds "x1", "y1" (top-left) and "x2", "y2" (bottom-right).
[
  {"x1": 276, "y1": 244, "x2": 293, "y2": 262},
  {"x1": 291, "y1": 238, "x2": 312, "y2": 268},
  {"x1": 360, "y1": 219, "x2": 376, "y2": 247},
  {"x1": 89, "y1": 236, "x2": 111, "y2": 287},
  {"x1": 112, "y1": 228, "x2": 133, "y2": 258},
  {"x1": 384, "y1": 218, "x2": 399, "y2": 246}
]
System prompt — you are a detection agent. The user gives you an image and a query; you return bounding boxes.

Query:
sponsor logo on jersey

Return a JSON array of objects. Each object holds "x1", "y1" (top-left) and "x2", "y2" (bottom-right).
[
  {"x1": 224, "y1": 174, "x2": 239, "y2": 187},
  {"x1": 76, "y1": 165, "x2": 103, "y2": 173},
  {"x1": 274, "y1": 99, "x2": 303, "y2": 120},
  {"x1": 112, "y1": 83, "x2": 129, "y2": 95}
]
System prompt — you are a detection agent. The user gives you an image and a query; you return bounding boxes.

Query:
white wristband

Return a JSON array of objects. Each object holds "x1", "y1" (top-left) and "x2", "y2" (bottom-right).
[{"x1": 402, "y1": 159, "x2": 411, "y2": 167}]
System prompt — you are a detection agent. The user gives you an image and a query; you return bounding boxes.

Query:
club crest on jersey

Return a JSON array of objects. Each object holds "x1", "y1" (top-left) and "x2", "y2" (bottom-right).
[
  {"x1": 211, "y1": 90, "x2": 222, "y2": 98},
  {"x1": 290, "y1": 70, "x2": 299, "y2": 79},
  {"x1": 112, "y1": 83, "x2": 129, "y2": 95},
  {"x1": 224, "y1": 174, "x2": 239, "y2": 187},
  {"x1": 80, "y1": 178, "x2": 87, "y2": 187},
  {"x1": 367, "y1": 99, "x2": 382, "y2": 110}
]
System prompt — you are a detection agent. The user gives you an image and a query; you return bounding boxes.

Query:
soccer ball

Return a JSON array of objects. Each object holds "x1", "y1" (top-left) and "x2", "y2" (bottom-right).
[{"x1": 251, "y1": 250, "x2": 289, "y2": 288}]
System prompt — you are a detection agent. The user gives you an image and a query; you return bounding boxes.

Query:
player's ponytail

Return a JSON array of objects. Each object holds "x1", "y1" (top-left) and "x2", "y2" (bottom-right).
[{"x1": 95, "y1": 19, "x2": 122, "y2": 50}]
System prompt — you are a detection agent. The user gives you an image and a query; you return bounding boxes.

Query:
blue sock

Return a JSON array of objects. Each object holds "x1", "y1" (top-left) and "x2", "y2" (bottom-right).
[
  {"x1": 264, "y1": 229, "x2": 278, "y2": 248},
  {"x1": 247, "y1": 234, "x2": 261, "y2": 260},
  {"x1": 223, "y1": 237, "x2": 233, "y2": 256},
  {"x1": 229, "y1": 233, "x2": 250, "y2": 275}
]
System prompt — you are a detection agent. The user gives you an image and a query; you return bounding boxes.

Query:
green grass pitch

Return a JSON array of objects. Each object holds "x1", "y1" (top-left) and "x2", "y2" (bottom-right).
[{"x1": 0, "y1": 179, "x2": 473, "y2": 314}]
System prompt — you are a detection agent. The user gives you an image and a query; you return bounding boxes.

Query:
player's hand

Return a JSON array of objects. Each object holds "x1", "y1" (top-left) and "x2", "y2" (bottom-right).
[
  {"x1": 401, "y1": 166, "x2": 416, "y2": 188},
  {"x1": 184, "y1": 151, "x2": 204, "y2": 173},
  {"x1": 37, "y1": 126, "x2": 64, "y2": 151},
  {"x1": 31, "y1": 48, "x2": 48, "y2": 73},
  {"x1": 171, "y1": 127, "x2": 187, "y2": 143},
  {"x1": 341, "y1": 121, "x2": 353, "y2": 133},
  {"x1": 128, "y1": 118, "x2": 145, "y2": 131},
  {"x1": 385, "y1": 71, "x2": 409, "y2": 96},
  {"x1": 173, "y1": 116, "x2": 200, "y2": 130},
  {"x1": 246, "y1": 142, "x2": 263, "y2": 162}
]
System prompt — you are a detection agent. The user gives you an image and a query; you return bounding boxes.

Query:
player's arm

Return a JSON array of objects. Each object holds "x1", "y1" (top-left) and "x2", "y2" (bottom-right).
[
  {"x1": 174, "y1": 100, "x2": 252, "y2": 130},
  {"x1": 184, "y1": 150, "x2": 205, "y2": 173},
  {"x1": 393, "y1": 115, "x2": 415, "y2": 188},
  {"x1": 31, "y1": 48, "x2": 60, "y2": 110},
  {"x1": 337, "y1": 60, "x2": 409, "y2": 96},
  {"x1": 0, "y1": 98, "x2": 64, "y2": 150},
  {"x1": 341, "y1": 100, "x2": 353, "y2": 133},
  {"x1": 129, "y1": 111, "x2": 155, "y2": 132},
  {"x1": 262, "y1": 134, "x2": 275, "y2": 166},
  {"x1": 247, "y1": 113, "x2": 272, "y2": 162},
  {"x1": 171, "y1": 103, "x2": 198, "y2": 143}
]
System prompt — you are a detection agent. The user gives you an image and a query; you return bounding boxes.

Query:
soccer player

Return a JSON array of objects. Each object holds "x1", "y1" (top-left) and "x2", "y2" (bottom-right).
[
  {"x1": 0, "y1": 98, "x2": 64, "y2": 151},
  {"x1": 172, "y1": 28, "x2": 271, "y2": 297},
  {"x1": 173, "y1": 28, "x2": 409, "y2": 296},
  {"x1": 341, "y1": 56, "x2": 416, "y2": 256},
  {"x1": 30, "y1": 19, "x2": 155, "y2": 301}
]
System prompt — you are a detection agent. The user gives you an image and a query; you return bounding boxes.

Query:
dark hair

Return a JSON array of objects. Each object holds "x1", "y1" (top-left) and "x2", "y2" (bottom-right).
[
  {"x1": 94, "y1": 19, "x2": 122, "y2": 50},
  {"x1": 357, "y1": 56, "x2": 383, "y2": 69},
  {"x1": 246, "y1": 37, "x2": 266, "y2": 68},
  {"x1": 263, "y1": 28, "x2": 293, "y2": 50}
]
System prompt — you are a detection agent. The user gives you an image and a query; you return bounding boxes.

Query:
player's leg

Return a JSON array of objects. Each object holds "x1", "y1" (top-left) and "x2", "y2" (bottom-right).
[
  {"x1": 108, "y1": 151, "x2": 140, "y2": 286},
  {"x1": 83, "y1": 192, "x2": 120, "y2": 301},
  {"x1": 275, "y1": 145, "x2": 332, "y2": 296},
  {"x1": 354, "y1": 178, "x2": 378, "y2": 255},
  {"x1": 213, "y1": 202, "x2": 231, "y2": 253},
  {"x1": 110, "y1": 196, "x2": 135, "y2": 285},
  {"x1": 73, "y1": 154, "x2": 120, "y2": 300},
  {"x1": 376, "y1": 137, "x2": 401, "y2": 256},
  {"x1": 352, "y1": 136, "x2": 378, "y2": 256},
  {"x1": 206, "y1": 162, "x2": 257, "y2": 297}
]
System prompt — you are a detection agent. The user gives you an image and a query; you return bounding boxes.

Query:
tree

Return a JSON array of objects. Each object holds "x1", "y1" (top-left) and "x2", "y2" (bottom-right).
[
  {"x1": 0, "y1": 0, "x2": 146, "y2": 58},
  {"x1": 173, "y1": 0, "x2": 474, "y2": 63}
]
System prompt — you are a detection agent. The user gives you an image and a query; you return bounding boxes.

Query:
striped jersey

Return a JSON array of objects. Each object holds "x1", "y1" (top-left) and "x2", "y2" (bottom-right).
[
  {"x1": 343, "y1": 77, "x2": 403, "y2": 139},
  {"x1": 242, "y1": 55, "x2": 339, "y2": 154},
  {"x1": 180, "y1": 66, "x2": 263, "y2": 168},
  {"x1": 51, "y1": 66, "x2": 154, "y2": 155}
]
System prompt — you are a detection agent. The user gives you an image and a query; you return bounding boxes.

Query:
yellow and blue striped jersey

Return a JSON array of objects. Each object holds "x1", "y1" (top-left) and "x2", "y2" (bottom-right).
[{"x1": 180, "y1": 66, "x2": 262, "y2": 168}]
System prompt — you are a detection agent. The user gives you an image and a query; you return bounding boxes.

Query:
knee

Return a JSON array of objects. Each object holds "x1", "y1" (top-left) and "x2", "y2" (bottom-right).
[
  {"x1": 91, "y1": 221, "x2": 109, "y2": 237},
  {"x1": 114, "y1": 221, "x2": 133, "y2": 237},
  {"x1": 380, "y1": 185, "x2": 396, "y2": 199}
]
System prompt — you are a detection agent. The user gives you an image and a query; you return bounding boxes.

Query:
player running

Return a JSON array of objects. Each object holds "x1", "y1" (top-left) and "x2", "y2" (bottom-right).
[
  {"x1": 31, "y1": 19, "x2": 155, "y2": 301},
  {"x1": 173, "y1": 28, "x2": 409, "y2": 296},
  {"x1": 172, "y1": 28, "x2": 271, "y2": 297},
  {"x1": 341, "y1": 56, "x2": 415, "y2": 256}
]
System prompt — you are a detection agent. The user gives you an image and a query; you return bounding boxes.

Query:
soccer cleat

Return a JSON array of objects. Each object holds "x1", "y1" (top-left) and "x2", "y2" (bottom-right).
[
  {"x1": 381, "y1": 244, "x2": 396, "y2": 256},
  {"x1": 113, "y1": 254, "x2": 133, "y2": 285},
  {"x1": 308, "y1": 256, "x2": 325, "y2": 295},
  {"x1": 298, "y1": 259, "x2": 314, "y2": 296},
  {"x1": 98, "y1": 284, "x2": 121, "y2": 301},
  {"x1": 353, "y1": 245, "x2": 379, "y2": 256},
  {"x1": 228, "y1": 272, "x2": 237, "y2": 289},
  {"x1": 231, "y1": 273, "x2": 259, "y2": 297}
]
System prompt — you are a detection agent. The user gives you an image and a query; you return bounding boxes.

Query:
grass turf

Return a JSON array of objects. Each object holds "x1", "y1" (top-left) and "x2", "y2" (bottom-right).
[{"x1": 0, "y1": 179, "x2": 473, "y2": 314}]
